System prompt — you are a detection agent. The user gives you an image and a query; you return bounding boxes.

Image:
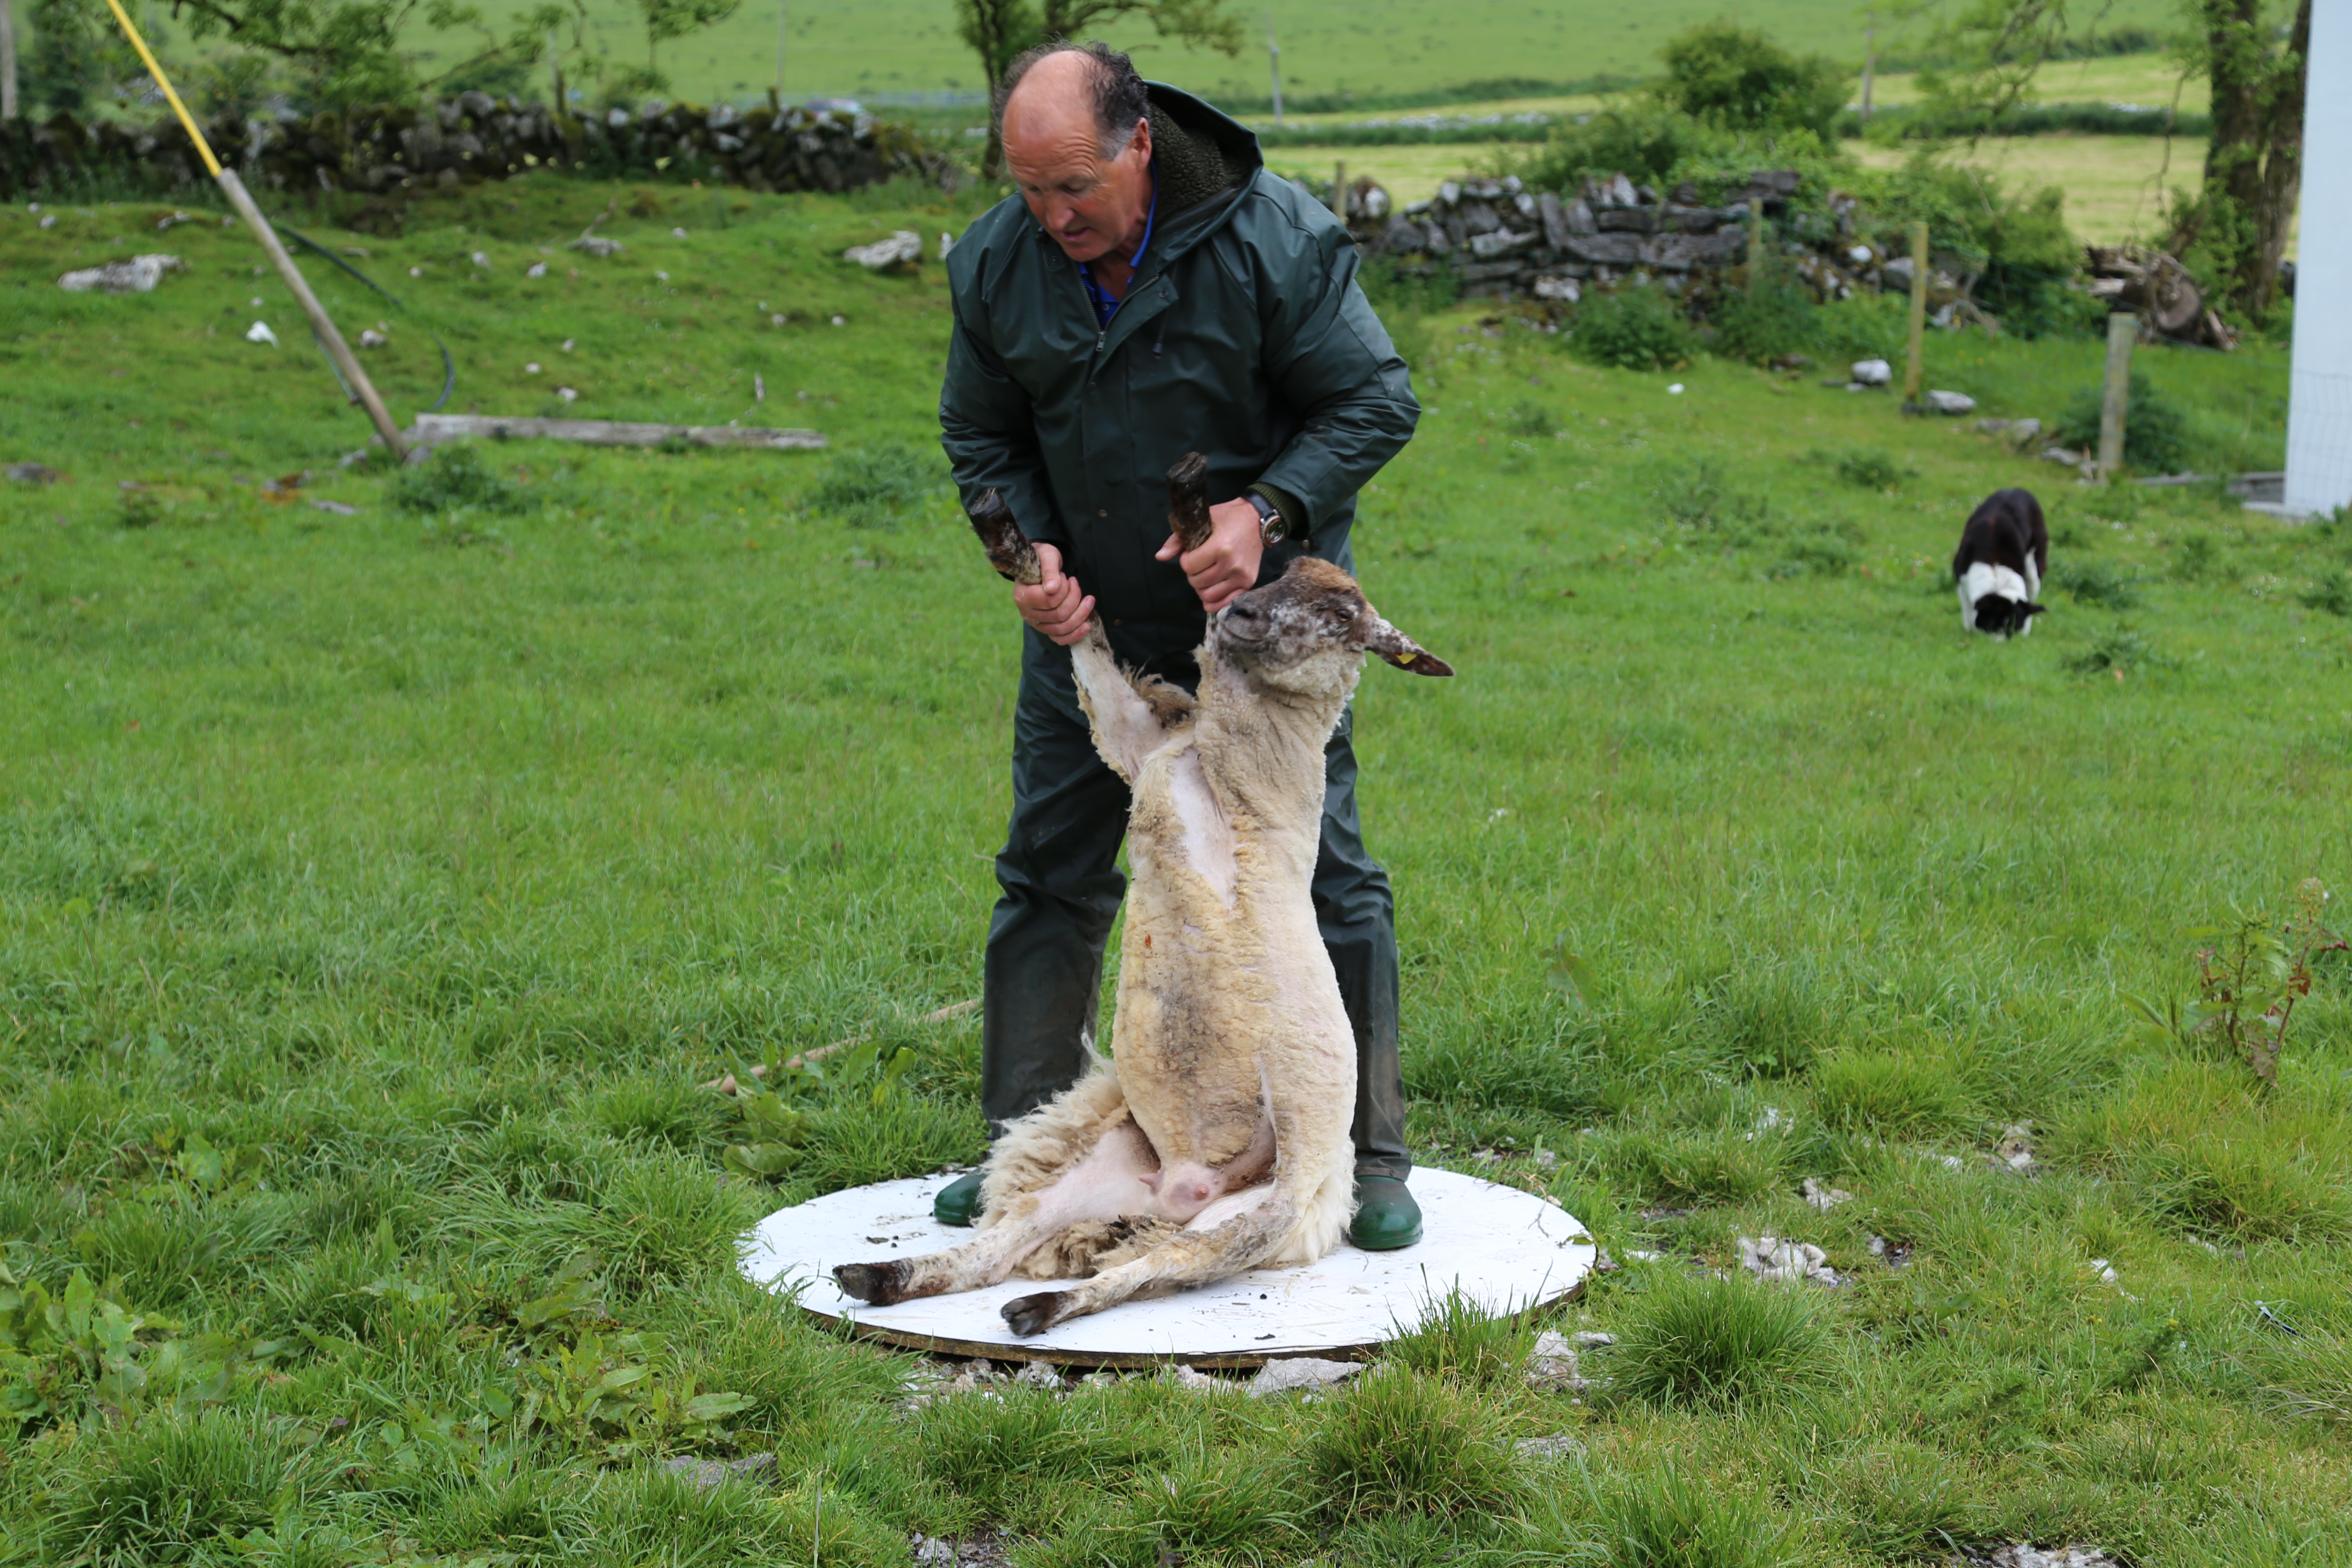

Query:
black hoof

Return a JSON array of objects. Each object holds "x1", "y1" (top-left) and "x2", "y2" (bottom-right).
[
  {"x1": 833, "y1": 1260, "x2": 913, "y2": 1306},
  {"x1": 1002, "y1": 1291, "x2": 1067, "y2": 1337}
]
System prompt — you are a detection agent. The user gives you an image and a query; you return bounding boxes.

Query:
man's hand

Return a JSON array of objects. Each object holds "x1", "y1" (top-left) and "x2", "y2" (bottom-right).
[
  {"x1": 1013, "y1": 542, "x2": 1096, "y2": 645},
  {"x1": 1157, "y1": 498, "x2": 1264, "y2": 613}
]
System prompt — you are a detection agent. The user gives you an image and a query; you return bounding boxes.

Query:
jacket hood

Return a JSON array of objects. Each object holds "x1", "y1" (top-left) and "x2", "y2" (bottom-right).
[{"x1": 1143, "y1": 82, "x2": 1262, "y2": 218}]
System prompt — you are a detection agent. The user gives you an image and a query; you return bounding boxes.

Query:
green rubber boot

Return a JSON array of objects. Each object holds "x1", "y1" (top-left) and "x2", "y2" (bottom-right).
[
  {"x1": 1349, "y1": 1176, "x2": 1423, "y2": 1250},
  {"x1": 933, "y1": 1171, "x2": 986, "y2": 1228}
]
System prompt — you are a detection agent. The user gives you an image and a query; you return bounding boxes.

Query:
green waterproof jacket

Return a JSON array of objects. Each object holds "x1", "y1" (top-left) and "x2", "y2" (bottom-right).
[{"x1": 938, "y1": 83, "x2": 1421, "y2": 679}]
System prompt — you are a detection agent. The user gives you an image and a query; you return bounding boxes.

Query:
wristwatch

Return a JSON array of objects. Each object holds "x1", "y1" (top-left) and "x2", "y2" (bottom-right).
[{"x1": 1245, "y1": 488, "x2": 1289, "y2": 547}]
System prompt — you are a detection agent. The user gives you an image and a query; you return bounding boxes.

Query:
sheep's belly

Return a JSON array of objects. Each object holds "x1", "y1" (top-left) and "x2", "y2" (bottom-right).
[{"x1": 1109, "y1": 912, "x2": 1356, "y2": 1173}]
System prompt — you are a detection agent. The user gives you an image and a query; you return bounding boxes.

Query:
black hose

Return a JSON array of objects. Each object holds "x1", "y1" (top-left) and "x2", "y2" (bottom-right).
[{"x1": 274, "y1": 223, "x2": 458, "y2": 413}]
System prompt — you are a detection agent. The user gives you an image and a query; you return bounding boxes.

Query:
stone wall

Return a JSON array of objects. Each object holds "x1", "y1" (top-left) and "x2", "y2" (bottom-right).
[
  {"x1": 0, "y1": 95, "x2": 944, "y2": 202},
  {"x1": 1351, "y1": 169, "x2": 1969, "y2": 312}
]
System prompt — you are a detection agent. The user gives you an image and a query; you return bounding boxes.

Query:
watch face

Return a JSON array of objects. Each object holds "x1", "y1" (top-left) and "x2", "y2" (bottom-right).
[{"x1": 1253, "y1": 496, "x2": 1286, "y2": 543}]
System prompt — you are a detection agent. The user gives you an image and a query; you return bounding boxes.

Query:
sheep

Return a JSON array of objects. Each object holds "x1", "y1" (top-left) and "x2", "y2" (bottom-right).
[{"x1": 830, "y1": 468, "x2": 1451, "y2": 1336}]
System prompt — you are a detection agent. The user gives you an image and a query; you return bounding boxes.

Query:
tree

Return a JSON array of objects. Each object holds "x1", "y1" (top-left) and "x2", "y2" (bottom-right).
[
  {"x1": 2165, "y1": 0, "x2": 2309, "y2": 322},
  {"x1": 1652, "y1": 19, "x2": 1850, "y2": 139},
  {"x1": 952, "y1": 0, "x2": 1242, "y2": 175},
  {"x1": 622, "y1": 0, "x2": 740, "y2": 99},
  {"x1": 1912, "y1": 0, "x2": 2311, "y2": 324},
  {"x1": 24, "y1": 0, "x2": 118, "y2": 115}
]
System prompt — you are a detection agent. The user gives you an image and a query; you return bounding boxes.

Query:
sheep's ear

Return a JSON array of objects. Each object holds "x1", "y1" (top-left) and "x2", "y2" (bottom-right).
[{"x1": 1362, "y1": 616, "x2": 1453, "y2": 677}]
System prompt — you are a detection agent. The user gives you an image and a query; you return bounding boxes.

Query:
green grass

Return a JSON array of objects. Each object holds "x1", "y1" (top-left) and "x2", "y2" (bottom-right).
[
  {"x1": 384, "y1": 0, "x2": 2183, "y2": 112},
  {"x1": 5, "y1": 172, "x2": 2352, "y2": 1565}
]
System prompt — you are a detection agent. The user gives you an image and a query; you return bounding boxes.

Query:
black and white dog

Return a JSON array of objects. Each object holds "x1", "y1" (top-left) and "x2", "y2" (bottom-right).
[{"x1": 1953, "y1": 488, "x2": 2049, "y2": 639}]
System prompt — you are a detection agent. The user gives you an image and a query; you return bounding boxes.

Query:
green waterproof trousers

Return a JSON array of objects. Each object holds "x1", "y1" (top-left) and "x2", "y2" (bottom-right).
[{"x1": 980, "y1": 626, "x2": 1410, "y2": 1182}]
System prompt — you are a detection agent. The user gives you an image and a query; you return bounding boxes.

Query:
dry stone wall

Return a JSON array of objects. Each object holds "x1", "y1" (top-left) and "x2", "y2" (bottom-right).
[
  {"x1": 1351, "y1": 168, "x2": 1964, "y2": 312},
  {"x1": 0, "y1": 95, "x2": 942, "y2": 202}
]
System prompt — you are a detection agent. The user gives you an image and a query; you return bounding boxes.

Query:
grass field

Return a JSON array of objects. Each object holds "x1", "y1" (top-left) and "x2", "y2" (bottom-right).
[
  {"x1": 5, "y1": 176, "x2": 2351, "y2": 1567},
  {"x1": 1851, "y1": 134, "x2": 2210, "y2": 250},
  {"x1": 398, "y1": 0, "x2": 2190, "y2": 112}
]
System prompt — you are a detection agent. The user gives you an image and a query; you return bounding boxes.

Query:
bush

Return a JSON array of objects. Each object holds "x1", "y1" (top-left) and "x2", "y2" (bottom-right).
[
  {"x1": 812, "y1": 441, "x2": 946, "y2": 528},
  {"x1": 1573, "y1": 286, "x2": 1692, "y2": 371},
  {"x1": 2055, "y1": 371, "x2": 2191, "y2": 473},
  {"x1": 387, "y1": 443, "x2": 530, "y2": 516},
  {"x1": 1712, "y1": 276, "x2": 1817, "y2": 366},
  {"x1": 1612, "y1": 1271, "x2": 1829, "y2": 1409},
  {"x1": 1513, "y1": 101, "x2": 1726, "y2": 190},
  {"x1": 1655, "y1": 20, "x2": 1849, "y2": 140},
  {"x1": 1359, "y1": 256, "x2": 1459, "y2": 318},
  {"x1": 1859, "y1": 155, "x2": 2091, "y2": 337}
]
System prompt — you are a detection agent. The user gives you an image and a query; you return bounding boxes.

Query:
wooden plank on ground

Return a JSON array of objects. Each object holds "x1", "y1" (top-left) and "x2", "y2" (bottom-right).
[{"x1": 406, "y1": 414, "x2": 827, "y2": 450}]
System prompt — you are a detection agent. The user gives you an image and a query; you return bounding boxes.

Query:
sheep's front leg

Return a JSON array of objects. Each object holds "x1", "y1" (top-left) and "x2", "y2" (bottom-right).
[
  {"x1": 1071, "y1": 622, "x2": 1193, "y2": 783},
  {"x1": 833, "y1": 1118, "x2": 1158, "y2": 1307},
  {"x1": 1001, "y1": 1184, "x2": 1298, "y2": 1336}
]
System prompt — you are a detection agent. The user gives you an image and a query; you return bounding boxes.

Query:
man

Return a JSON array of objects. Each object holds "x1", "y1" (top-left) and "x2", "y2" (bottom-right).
[{"x1": 935, "y1": 42, "x2": 1425, "y2": 1249}]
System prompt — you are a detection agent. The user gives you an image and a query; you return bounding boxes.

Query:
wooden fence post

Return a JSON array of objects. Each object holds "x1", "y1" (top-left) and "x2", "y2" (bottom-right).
[
  {"x1": 1903, "y1": 221, "x2": 1929, "y2": 406},
  {"x1": 1, "y1": 0, "x2": 18, "y2": 122},
  {"x1": 2098, "y1": 312, "x2": 2138, "y2": 481},
  {"x1": 1332, "y1": 160, "x2": 1347, "y2": 224}
]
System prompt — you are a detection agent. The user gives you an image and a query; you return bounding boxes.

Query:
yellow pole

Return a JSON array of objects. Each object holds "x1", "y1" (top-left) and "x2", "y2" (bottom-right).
[{"x1": 99, "y1": 0, "x2": 406, "y2": 457}]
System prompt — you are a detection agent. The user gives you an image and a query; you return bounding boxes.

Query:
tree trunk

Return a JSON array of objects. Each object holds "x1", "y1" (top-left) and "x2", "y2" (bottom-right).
[
  {"x1": 2246, "y1": 0, "x2": 2311, "y2": 319},
  {"x1": 956, "y1": 0, "x2": 1039, "y2": 178},
  {"x1": 2193, "y1": 0, "x2": 2311, "y2": 322},
  {"x1": 1, "y1": 0, "x2": 18, "y2": 122}
]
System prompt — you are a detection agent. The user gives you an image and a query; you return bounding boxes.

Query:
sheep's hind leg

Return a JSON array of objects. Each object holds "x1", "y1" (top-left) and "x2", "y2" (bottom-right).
[
  {"x1": 833, "y1": 1118, "x2": 1158, "y2": 1307},
  {"x1": 1001, "y1": 1185, "x2": 1297, "y2": 1336}
]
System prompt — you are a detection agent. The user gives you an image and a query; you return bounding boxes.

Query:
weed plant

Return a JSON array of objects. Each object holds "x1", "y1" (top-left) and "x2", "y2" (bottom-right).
[
  {"x1": 0, "y1": 175, "x2": 2346, "y2": 1564},
  {"x1": 1571, "y1": 285, "x2": 1692, "y2": 371},
  {"x1": 2055, "y1": 368, "x2": 2191, "y2": 473}
]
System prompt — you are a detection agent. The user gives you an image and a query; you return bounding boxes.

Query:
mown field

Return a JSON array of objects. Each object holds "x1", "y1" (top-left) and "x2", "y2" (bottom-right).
[
  {"x1": 409, "y1": 0, "x2": 2190, "y2": 111},
  {"x1": 3, "y1": 175, "x2": 2350, "y2": 1567}
]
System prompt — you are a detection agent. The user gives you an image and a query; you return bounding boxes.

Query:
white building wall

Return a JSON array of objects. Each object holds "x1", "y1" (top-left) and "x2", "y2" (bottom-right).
[{"x1": 2285, "y1": 0, "x2": 2352, "y2": 517}]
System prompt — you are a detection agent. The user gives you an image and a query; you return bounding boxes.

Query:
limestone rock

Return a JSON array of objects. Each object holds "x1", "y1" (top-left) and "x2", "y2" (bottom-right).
[
  {"x1": 845, "y1": 230, "x2": 923, "y2": 269},
  {"x1": 1248, "y1": 1357, "x2": 1362, "y2": 1396},
  {"x1": 1525, "y1": 1330, "x2": 1585, "y2": 1390},
  {"x1": 58, "y1": 254, "x2": 184, "y2": 293},
  {"x1": 1738, "y1": 1235, "x2": 1838, "y2": 1285}
]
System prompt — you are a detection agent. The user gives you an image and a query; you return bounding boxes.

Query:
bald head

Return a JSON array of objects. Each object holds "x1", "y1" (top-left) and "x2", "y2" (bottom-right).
[
  {"x1": 998, "y1": 44, "x2": 1155, "y2": 267},
  {"x1": 997, "y1": 42, "x2": 1150, "y2": 159}
]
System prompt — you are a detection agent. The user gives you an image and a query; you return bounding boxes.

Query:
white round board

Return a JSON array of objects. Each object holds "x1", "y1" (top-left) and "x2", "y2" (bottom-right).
[{"x1": 739, "y1": 1167, "x2": 1597, "y2": 1366}]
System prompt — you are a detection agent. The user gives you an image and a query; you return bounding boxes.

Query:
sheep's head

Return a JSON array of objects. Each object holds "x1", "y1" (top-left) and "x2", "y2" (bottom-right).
[{"x1": 1211, "y1": 557, "x2": 1452, "y2": 695}]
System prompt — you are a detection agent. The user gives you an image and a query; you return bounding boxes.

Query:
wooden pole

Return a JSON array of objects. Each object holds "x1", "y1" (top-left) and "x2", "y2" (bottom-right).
[
  {"x1": 1, "y1": 0, "x2": 18, "y2": 122},
  {"x1": 1903, "y1": 220, "x2": 1929, "y2": 406},
  {"x1": 1266, "y1": 14, "x2": 1283, "y2": 126},
  {"x1": 2098, "y1": 312, "x2": 2137, "y2": 481},
  {"x1": 1860, "y1": 10, "x2": 1875, "y2": 120},
  {"x1": 96, "y1": 0, "x2": 404, "y2": 458},
  {"x1": 1332, "y1": 159, "x2": 1347, "y2": 224}
]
